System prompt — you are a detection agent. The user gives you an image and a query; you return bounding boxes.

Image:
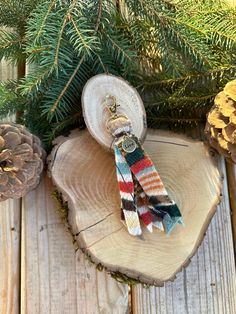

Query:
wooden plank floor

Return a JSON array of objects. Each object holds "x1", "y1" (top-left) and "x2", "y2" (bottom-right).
[
  {"x1": 0, "y1": 61, "x2": 236, "y2": 313},
  {"x1": 0, "y1": 199, "x2": 20, "y2": 314},
  {"x1": 0, "y1": 60, "x2": 19, "y2": 314},
  {"x1": 0, "y1": 158, "x2": 235, "y2": 313},
  {"x1": 21, "y1": 175, "x2": 128, "y2": 314},
  {"x1": 131, "y1": 160, "x2": 236, "y2": 314}
]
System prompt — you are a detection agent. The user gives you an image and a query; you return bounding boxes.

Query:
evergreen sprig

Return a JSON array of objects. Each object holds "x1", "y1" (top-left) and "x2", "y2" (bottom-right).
[
  {"x1": 0, "y1": 29, "x2": 24, "y2": 63},
  {"x1": 19, "y1": 0, "x2": 139, "y2": 147},
  {"x1": 0, "y1": 80, "x2": 25, "y2": 117},
  {"x1": 0, "y1": 0, "x2": 235, "y2": 149},
  {"x1": 0, "y1": 0, "x2": 43, "y2": 122},
  {"x1": 0, "y1": 0, "x2": 43, "y2": 62}
]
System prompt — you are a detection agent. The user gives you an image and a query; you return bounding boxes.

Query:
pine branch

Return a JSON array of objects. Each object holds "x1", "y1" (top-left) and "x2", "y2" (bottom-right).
[
  {"x1": 1, "y1": 0, "x2": 234, "y2": 148},
  {"x1": 137, "y1": 66, "x2": 236, "y2": 90},
  {"x1": 49, "y1": 0, "x2": 103, "y2": 114},
  {"x1": 0, "y1": 29, "x2": 24, "y2": 62},
  {"x1": 0, "y1": 81, "x2": 25, "y2": 119},
  {"x1": 146, "y1": 94, "x2": 215, "y2": 108},
  {"x1": 32, "y1": 0, "x2": 57, "y2": 44},
  {"x1": 125, "y1": 0, "x2": 235, "y2": 72},
  {"x1": 50, "y1": 57, "x2": 84, "y2": 114},
  {"x1": 0, "y1": 0, "x2": 42, "y2": 28},
  {"x1": 148, "y1": 116, "x2": 205, "y2": 124}
]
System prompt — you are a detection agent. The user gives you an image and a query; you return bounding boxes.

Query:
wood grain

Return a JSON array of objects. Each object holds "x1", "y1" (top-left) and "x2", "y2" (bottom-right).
[
  {"x1": 0, "y1": 59, "x2": 17, "y2": 81},
  {"x1": 0, "y1": 60, "x2": 20, "y2": 314},
  {"x1": 82, "y1": 74, "x2": 147, "y2": 149},
  {"x1": 131, "y1": 158, "x2": 236, "y2": 314},
  {"x1": 21, "y1": 174, "x2": 128, "y2": 314},
  {"x1": 49, "y1": 129, "x2": 222, "y2": 285},
  {"x1": 0, "y1": 199, "x2": 20, "y2": 314},
  {"x1": 225, "y1": 162, "x2": 236, "y2": 252}
]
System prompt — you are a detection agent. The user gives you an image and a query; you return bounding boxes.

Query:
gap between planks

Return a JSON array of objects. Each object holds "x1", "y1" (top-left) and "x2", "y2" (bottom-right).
[
  {"x1": 0, "y1": 60, "x2": 20, "y2": 314},
  {"x1": 131, "y1": 157, "x2": 236, "y2": 314},
  {"x1": 20, "y1": 174, "x2": 129, "y2": 314},
  {"x1": 0, "y1": 151, "x2": 236, "y2": 313},
  {"x1": 0, "y1": 152, "x2": 235, "y2": 314},
  {"x1": 225, "y1": 162, "x2": 236, "y2": 254},
  {"x1": 0, "y1": 199, "x2": 21, "y2": 314}
]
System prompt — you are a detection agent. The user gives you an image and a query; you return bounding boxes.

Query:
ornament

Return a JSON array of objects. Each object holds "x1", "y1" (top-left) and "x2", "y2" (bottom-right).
[
  {"x1": 0, "y1": 123, "x2": 45, "y2": 201},
  {"x1": 205, "y1": 80, "x2": 236, "y2": 163},
  {"x1": 104, "y1": 95, "x2": 183, "y2": 236}
]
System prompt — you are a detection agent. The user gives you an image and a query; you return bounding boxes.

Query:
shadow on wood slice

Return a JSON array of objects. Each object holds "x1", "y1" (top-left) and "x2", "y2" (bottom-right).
[{"x1": 48, "y1": 129, "x2": 222, "y2": 286}]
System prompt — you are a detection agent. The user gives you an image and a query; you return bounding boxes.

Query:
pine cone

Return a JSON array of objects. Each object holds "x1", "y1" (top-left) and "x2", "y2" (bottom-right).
[
  {"x1": 0, "y1": 123, "x2": 45, "y2": 201},
  {"x1": 205, "y1": 80, "x2": 236, "y2": 163}
]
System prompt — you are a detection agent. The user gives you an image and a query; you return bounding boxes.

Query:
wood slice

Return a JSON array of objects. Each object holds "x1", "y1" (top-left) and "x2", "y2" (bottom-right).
[
  {"x1": 21, "y1": 174, "x2": 128, "y2": 313},
  {"x1": 81, "y1": 74, "x2": 147, "y2": 149},
  {"x1": 48, "y1": 129, "x2": 222, "y2": 286}
]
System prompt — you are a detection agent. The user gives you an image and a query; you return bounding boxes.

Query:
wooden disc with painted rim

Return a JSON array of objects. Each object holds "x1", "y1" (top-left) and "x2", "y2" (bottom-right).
[{"x1": 81, "y1": 74, "x2": 147, "y2": 149}]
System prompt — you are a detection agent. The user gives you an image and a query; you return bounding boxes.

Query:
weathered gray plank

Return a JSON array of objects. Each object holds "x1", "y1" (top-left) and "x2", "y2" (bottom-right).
[
  {"x1": 226, "y1": 162, "x2": 236, "y2": 251},
  {"x1": 0, "y1": 60, "x2": 19, "y2": 314},
  {"x1": 132, "y1": 158, "x2": 236, "y2": 314},
  {"x1": 0, "y1": 60, "x2": 17, "y2": 81},
  {"x1": 0, "y1": 199, "x2": 21, "y2": 314},
  {"x1": 21, "y1": 174, "x2": 129, "y2": 314}
]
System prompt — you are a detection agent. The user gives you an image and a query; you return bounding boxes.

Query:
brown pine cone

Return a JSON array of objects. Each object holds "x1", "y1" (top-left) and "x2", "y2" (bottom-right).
[
  {"x1": 205, "y1": 80, "x2": 236, "y2": 163},
  {"x1": 0, "y1": 123, "x2": 45, "y2": 201}
]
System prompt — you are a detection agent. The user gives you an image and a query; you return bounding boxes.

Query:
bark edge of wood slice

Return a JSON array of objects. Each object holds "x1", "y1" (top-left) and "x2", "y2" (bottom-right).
[
  {"x1": 81, "y1": 74, "x2": 147, "y2": 149},
  {"x1": 48, "y1": 129, "x2": 223, "y2": 286}
]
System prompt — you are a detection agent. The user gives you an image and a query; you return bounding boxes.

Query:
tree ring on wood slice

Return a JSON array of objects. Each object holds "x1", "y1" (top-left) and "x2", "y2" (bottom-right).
[
  {"x1": 81, "y1": 74, "x2": 147, "y2": 150},
  {"x1": 48, "y1": 129, "x2": 223, "y2": 286}
]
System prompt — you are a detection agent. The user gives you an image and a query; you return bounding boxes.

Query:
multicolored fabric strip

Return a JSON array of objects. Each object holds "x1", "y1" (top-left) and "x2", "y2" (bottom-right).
[
  {"x1": 114, "y1": 134, "x2": 184, "y2": 236},
  {"x1": 104, "y1": 95, "x2": 183, "y2": 236}
]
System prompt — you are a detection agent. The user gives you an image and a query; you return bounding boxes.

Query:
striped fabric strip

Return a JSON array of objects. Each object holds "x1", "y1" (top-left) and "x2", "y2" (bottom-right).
[
  {"x1": 114, "y1": 146, "x2": 142, "y2": 236},
  {"x1": 113, "y1": 135, "x2": 183, "y2": 236}
]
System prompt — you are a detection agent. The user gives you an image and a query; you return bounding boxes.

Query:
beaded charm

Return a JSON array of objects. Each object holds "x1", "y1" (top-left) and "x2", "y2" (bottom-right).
[{"x1": 104, "y1": 95, "x2": 184, "y2": 236}]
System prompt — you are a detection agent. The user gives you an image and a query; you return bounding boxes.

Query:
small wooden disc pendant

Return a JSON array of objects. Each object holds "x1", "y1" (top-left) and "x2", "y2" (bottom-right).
[{"x1": 81, "y1": 74, "x2": 147, "y2": 149}]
